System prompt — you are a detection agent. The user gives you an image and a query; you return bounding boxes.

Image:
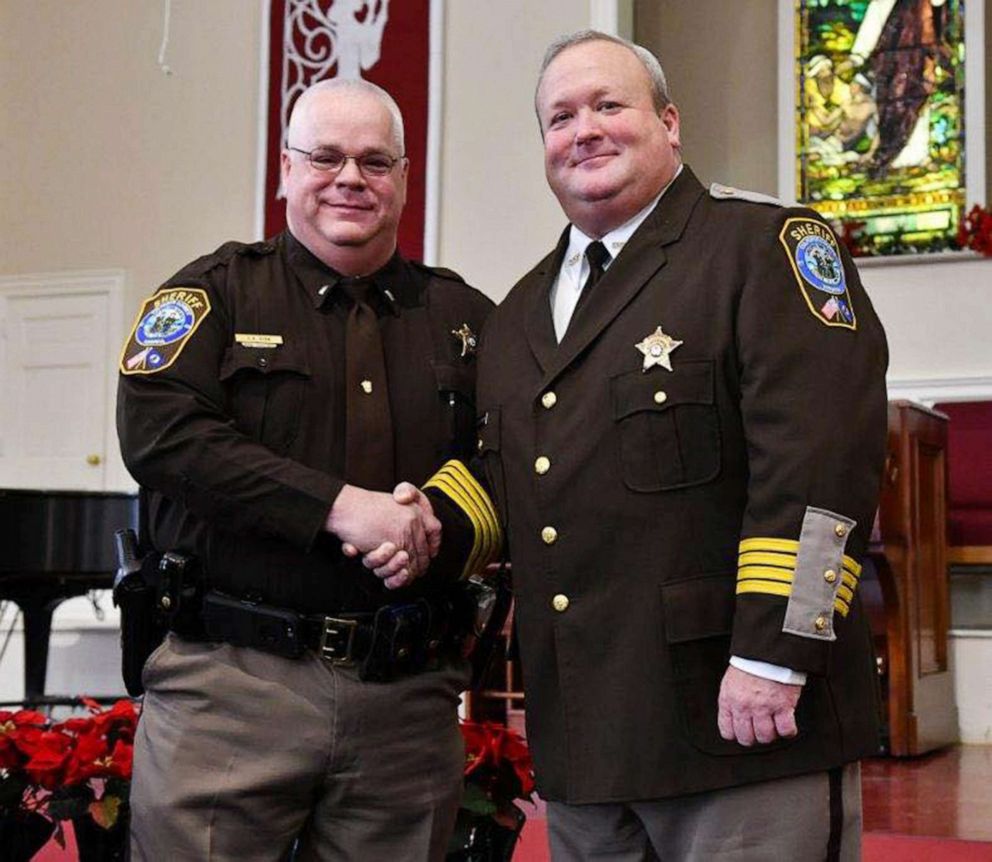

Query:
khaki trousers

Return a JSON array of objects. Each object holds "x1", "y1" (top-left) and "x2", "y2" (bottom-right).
[
  {"x1": 130, "y1": 633, "x2": 469, "y2": 862},
  {"x1": 547, "y1": 762, "x2": 862, "y2": 861}
]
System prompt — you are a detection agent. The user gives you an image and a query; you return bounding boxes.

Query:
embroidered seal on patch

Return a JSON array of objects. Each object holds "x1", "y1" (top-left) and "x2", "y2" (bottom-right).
[
  {"x1": 778, "y1": 218, "x2": 856, "y2": 330},
  {"x1": 119, "y1": 287, "x2": 211, "y2": 374}
]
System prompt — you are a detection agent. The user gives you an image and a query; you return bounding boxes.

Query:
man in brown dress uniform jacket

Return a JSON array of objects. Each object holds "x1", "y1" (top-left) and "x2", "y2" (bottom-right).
[
  {"x1": 117, "y1": 79, "x2": 494, "y2": 861},
  {"x1": 381, "y1": 30, "x2": 888, "y2": 861}
]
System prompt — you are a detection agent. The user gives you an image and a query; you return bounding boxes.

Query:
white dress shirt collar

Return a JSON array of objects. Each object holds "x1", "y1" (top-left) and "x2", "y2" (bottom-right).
[{"x1": 551, "y1": 164, "x2": 683, "y2": 342}]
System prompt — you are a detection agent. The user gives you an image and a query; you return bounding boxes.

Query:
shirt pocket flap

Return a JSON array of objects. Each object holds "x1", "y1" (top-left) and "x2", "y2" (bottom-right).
[
  {"x1": 219, "y1": 344, "x2": 311, "y2": 381},
  {"x1": 611, "y1": 360, "x2": 714, "y2": 421},
  {"x1": 661, "y1": 574, "x2": 736, "y2": 644},
  {"x1": 431, "y1": 360, "x2": 475, "y2": 396}
]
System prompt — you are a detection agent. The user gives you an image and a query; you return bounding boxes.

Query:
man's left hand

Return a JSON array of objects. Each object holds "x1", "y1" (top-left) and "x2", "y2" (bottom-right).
[{"x1": 717, "y1": 664, "x2": 801, "y2": 746}]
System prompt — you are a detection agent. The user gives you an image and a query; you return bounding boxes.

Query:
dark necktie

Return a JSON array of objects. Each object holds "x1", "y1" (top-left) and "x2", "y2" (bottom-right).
[
  {"x1": 341, "y1": 278, "x2": 395, "y2": 491},
  {"x1": 567, "y1": 240, "x2": 611, "y2": 333}
]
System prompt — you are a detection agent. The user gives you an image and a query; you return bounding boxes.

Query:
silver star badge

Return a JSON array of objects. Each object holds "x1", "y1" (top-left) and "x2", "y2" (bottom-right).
[{"x1": 636, "y1": 326, "x2": 683, "y2": 372}]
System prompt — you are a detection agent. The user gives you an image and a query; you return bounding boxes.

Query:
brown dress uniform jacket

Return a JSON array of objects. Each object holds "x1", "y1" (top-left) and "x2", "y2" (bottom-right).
[
  {"x1": 117, "y1": 231, "x2": 492, "y2": 613},
  {"x1": 427, "y1": 167, "x2": 888, "y2": 803}
]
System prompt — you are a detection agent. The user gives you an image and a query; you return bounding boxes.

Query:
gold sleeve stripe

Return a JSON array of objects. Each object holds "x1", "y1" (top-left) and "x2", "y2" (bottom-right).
[
  {"x1": 423, "y1": 459, "x2": 502, "y2": 579},
  {"x1": 440, "y1": 460, "x2": 500, "y2": 529},
  {"x1": 439, "y1": 461, "x2": 500, "y2": 575},
  {"x1": 425, "y1": 471, "x2": 494, "y2": 579},
  {"x1": 432, "y1": 464, "x2": 497, "y2": 570},
  {"x1": 737, "y1": 566, "x2": 794, "y2": 584},
  {"x1": 739, "y1": 537, "x2": 799, "y2": 555},
  {"x1": 737, "y1": 536, "x2": 862, "y2": 618},
  {"x1": 737, "y1": 551, "x2": 797, "y2": 569},
  {"x1": 424, "y1": 472, "x2": 489, "y2": 578},
  {"x1": 737, "y1": 580, "x2": 793, "y2": 598}
]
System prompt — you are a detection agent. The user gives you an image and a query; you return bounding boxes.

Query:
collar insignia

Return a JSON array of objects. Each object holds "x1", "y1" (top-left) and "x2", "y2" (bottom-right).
[
  {"x1": 636, "y1": 326, "x2": 683, "y2": 372},
  {"x1": 452, "y1": 323, "x2": 478, "y2": 357}
]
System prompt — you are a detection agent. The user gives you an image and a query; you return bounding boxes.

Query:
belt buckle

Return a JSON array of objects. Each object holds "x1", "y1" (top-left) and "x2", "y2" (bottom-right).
[{"x1": 319, "y1": 617, "x2": 358, "y2": 665}]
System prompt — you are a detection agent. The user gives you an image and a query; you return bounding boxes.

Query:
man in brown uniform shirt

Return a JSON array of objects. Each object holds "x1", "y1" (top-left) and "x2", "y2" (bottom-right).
[
  {"x1": 393, "y1": 31, "x2": 888, "y2": 861},
  {"x1": 117, "y1": 79, "x2": 493, "y2": 860}
]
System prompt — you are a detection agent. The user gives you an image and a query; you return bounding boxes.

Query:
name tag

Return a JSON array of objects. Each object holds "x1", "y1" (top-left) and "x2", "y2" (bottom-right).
[{"x1": 235, "y1": 333, "x2": 284, "y2": 348}]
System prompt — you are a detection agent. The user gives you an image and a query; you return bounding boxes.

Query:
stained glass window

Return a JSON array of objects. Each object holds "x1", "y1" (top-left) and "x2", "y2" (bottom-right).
[{"x1": 793, "y1": 0, "x2": 967, "y2": 256}]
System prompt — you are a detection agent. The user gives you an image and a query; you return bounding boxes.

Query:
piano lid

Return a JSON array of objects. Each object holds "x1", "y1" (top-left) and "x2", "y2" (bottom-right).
[{"x1": 0, "y1": 489, "x2": 138, "y2": 574}]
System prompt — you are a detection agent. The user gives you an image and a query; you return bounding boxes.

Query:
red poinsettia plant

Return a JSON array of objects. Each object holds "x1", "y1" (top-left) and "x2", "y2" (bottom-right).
[
  {"x1": 458, "y1": 720, "x2": 534, "y2": 825},
  {"x1": 957, "y1": 204, "x2": 992, "y2": 257},
  {"x1": 0, "y1": 698, "x2": 138, "y2": 846}
]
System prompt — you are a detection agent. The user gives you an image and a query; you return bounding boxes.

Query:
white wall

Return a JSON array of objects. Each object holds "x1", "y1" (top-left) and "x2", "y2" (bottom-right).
[
  {"x1": 952, "y1": 633, "x2": 992, "y2": 744},
  {"x1": 438, "y1": 2, "x2": 592, "y2": 301},
  {"x1": 0, "y1": 1, "x2": 262, "y2": 316}
]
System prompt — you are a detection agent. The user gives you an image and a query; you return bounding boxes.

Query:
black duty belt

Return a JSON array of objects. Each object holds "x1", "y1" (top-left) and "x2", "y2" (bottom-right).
[{"x1": 192, "y1": 590, "x2": 468, "y2": 682}]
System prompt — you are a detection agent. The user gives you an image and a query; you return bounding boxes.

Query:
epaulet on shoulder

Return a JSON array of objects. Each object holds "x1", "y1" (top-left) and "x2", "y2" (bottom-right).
[
  {"x1": 709, "y1": 183, "x2": 782, "y2": 207},
  {"x1": 238, "y1": 239, "x2": 277, "y2": 257},
  {"x1": 170, "y1": 239, "x2": 276, "y2": 282},
  {"x1": 411, "y1": 260, "x2": 466, "y2": 283}
]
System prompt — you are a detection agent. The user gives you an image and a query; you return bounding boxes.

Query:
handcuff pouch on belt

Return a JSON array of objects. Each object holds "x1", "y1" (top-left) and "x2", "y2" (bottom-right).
[{"x1": 113, "y1": 529, "x2": 202, "y2": 697}]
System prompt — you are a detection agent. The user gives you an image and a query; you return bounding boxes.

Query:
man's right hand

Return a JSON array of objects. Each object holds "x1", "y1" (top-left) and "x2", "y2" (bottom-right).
[{"x1": 326, "y1": 484, "x2": 441, "y2": 585}]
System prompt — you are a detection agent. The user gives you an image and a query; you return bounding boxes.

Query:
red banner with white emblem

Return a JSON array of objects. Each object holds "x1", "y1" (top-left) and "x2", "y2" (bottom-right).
[{"x1": 263, "y1": 0, "x2": 430, "y2": 261}]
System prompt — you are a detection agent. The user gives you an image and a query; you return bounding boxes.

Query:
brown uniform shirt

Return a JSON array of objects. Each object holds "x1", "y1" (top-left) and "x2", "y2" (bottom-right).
[{"x1": 117, "y1": 230, "x2": 492, "y2": 613}]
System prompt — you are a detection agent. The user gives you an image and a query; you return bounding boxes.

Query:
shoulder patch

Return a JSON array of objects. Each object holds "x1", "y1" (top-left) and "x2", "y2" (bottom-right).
[
  {"x1": 411, "y1": 261, "x2": 466, "y2": 283},
  {"x1": 119, "y1": 287, "x2": 212, "y2": 375},
  {"x1": 778, "y1": 218, "x2": 856, "y2": 330},
  {"x1": 709, "y1": 183, "x2": 782, "y2": 207}
]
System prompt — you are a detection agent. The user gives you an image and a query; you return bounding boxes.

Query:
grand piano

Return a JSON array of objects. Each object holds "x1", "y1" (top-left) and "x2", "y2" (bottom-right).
[{"x1": 0, "y1": 489, "x2": 138, "y2": 701}]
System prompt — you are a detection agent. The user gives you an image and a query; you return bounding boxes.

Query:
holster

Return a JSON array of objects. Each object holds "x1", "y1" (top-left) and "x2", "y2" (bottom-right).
[{"x1": 113, "y1": 530, "x2": 201, "y2": 696}]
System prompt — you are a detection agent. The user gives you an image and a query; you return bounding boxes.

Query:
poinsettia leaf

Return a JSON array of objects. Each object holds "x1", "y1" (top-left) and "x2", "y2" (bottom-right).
[
  {"x1": 460, "y1": 782, "x2": 497, "y2": 816},
  {"x1": 47, "y1": 793, "x2": 90, "y2": 822},
  {"x1": 89, "y1": 794, "x2": 121, "y2": 829}
]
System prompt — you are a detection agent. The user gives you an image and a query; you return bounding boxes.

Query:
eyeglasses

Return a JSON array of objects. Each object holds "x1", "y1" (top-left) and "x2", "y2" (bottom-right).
[{"x1": 288, "y1": 147, "x2": 403, "y2": 178}]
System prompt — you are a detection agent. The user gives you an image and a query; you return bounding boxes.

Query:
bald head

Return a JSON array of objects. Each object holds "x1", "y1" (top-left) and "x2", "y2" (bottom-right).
[{"x1": 288, "y1": 78, "x2": 405, "y2": 154}]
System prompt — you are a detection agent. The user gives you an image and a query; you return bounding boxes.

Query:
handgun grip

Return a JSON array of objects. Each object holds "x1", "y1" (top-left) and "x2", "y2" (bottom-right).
[{"x1": 113, "y1": 528, "x2": 143, "y2": 594}]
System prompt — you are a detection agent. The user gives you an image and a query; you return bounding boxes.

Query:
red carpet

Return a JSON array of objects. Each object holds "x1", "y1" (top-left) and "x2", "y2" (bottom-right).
[
  {"x1": 511, "y1": 818, "x2": 992, "y2": 861},
  {"x1": 34, "y1": 806, "x2": 992, "y2": 862},
  {"x1": 31, "y1": 819, "x2": 992, "y2": 861}
]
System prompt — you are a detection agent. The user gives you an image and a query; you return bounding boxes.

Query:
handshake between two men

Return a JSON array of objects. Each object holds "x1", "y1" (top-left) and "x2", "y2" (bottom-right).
[{"x1": 326, "y1": 482, "x2": 441, "y2": 591}]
